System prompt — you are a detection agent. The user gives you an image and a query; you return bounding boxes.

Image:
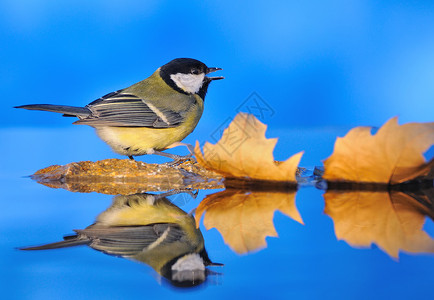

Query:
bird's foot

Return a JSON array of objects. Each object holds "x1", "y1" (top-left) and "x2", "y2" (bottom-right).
[
  {"x1": 164, "y1": 153, "x2": 196, "y2": 166},
  {"x1": 152, "y1": 150, "x2": 196, "y2": 166},
  {"x1": 154, "y1": 189, "x2": 199, "y2": 200}
]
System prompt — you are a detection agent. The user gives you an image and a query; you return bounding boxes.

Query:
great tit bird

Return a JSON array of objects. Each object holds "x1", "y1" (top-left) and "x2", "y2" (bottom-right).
[
  {"x1": 20, "y1": 192, "x2": 222, "y2": 287},
  {"x1": 15, "y1": 58, "x2": 223, "y2": 161}
]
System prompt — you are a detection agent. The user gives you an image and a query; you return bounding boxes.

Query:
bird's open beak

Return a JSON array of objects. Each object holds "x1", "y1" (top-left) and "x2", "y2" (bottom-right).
[{"x1": 206, "y1": 67, "x2": 224, "y2": 80}]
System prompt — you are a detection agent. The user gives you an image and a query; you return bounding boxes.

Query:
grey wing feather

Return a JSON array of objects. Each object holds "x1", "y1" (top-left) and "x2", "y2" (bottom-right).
[
  {"x1": 19, "y1": 235, "x2": 90, "y2": 251},
  {"x1": 14, "y1": 104, "x2": 91, "y2": 117},
  {"x1": 79, "y1": 224, "x2": 185, "y2": 257},
  {"x1": 74, "y1": 91, "x2": 184, "y2": 128}
]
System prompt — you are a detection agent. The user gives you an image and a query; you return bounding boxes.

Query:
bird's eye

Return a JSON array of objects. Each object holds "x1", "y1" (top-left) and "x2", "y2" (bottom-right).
[{"x1": 191, "y1": 69, "x2": 200, "y2": 75}]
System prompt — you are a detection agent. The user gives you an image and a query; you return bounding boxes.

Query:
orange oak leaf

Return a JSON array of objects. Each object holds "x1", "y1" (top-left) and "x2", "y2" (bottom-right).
[
  {"x1": 195, "y1": 189, "x2": 303, "y2": 254},
  {"x1": 194, "y1": 113, "x2": 303, "y2": 182},
  {"x1": 323, "y1": 117, "x2": 434, "y2": 184},
  {"x1": 324, "y1": 189, "x2": 434, "y2": 258}
]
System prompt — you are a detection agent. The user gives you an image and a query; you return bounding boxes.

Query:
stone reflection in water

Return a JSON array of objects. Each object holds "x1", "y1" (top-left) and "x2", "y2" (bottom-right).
[
  {"x1": 195, "y1": 189, "x2": 303, "y2": 254},
  {"x1": 20, "y1": 192, "x2": 222, "y2": 288},
  {"x1": 324, "y1": 187, "x2": 434, "y2": 258}
]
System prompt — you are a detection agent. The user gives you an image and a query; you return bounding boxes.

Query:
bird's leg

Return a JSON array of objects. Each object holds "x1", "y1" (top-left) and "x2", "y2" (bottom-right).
[
  {"x1": 165, "y1": 142, "x2": 195, "y2": 154},
  {"x1": 128, "y1": 155, "x2": 135, "y2": 160}
]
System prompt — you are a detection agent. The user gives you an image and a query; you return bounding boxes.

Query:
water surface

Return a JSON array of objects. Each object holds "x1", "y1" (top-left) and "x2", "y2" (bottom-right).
[{"x1": 2, "y1": 127, "x2": 433, "y2": 299}]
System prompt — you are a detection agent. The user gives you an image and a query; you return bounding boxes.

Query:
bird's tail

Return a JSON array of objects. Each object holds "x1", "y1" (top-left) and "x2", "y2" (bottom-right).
[
  {"x1": 14, "y1": 104, "x2": 91, "y2": 117},
  {"x1": 19, "y1": 234, "x2": 90, "y2": 251}
]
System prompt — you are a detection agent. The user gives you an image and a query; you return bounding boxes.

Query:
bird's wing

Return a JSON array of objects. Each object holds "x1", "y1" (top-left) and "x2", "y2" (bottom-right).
[
  {"x1": 74, "y1": 90, "x2": 184, "y2": 127},
  {"x1": 77, "y1": 223, "x2": 185, "y2": 257}
]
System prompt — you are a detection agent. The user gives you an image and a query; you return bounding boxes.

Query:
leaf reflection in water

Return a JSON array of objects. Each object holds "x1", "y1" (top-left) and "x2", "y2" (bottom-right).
[
  {"x1": 324, "y1": 188, "x2": 434, "y2": 258},
  {"x1": 195, "y1": 189, "x2": 303, "y2": 254}
]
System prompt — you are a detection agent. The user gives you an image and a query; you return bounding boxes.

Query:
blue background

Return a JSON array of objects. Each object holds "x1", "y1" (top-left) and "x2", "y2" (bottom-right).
[
  {"x1": 1, "y1": 1, "x2": 434, "y2": 299},
  {"x1": 2, "y1": 0, "x2": 434, "y2": 130}
]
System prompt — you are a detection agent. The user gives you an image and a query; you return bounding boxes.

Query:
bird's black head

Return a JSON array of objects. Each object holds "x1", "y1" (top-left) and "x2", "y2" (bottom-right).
[{"x1": 160, "y1": 58, "x2": 223, "y2": 100}]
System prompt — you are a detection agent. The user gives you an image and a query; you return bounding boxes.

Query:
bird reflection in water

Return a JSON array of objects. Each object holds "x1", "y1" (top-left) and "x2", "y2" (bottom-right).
[{"x1": 20, "y1": 191, "x2": 222, "y2": 288}]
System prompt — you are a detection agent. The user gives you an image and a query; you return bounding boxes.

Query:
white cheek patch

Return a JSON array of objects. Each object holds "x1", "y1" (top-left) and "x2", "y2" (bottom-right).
[{"x1": 170, "y1": 73, "x2": 205, "y2": 94}]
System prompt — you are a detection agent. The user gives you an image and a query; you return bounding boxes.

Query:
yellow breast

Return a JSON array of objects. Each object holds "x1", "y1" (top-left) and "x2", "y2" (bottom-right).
[{"x1": 95, "y1": 99, "x2": 203, "y2": 156}]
